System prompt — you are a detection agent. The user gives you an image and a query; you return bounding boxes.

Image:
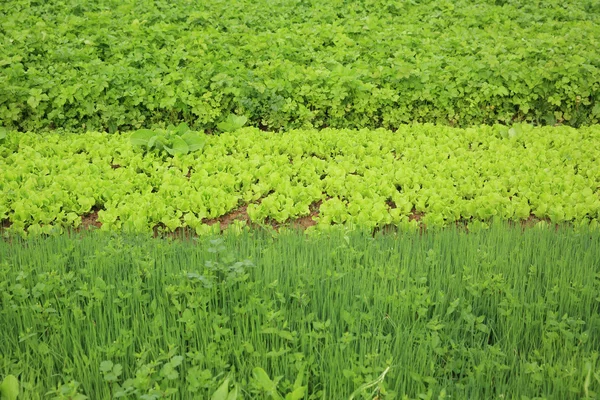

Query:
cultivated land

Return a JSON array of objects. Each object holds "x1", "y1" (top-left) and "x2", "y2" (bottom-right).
[
  {"x1": 1, "y1": 0, "x2": 599, "y2": 132},
  {"x1": 1, "y1": 228, "x2": 600, "y2": 398},
  {"x1": 1, "y1": 0, "x2": 600, "y2": 399},
  {"x1": 1, "y1": 125, "x2": 599, "y2": 236}
]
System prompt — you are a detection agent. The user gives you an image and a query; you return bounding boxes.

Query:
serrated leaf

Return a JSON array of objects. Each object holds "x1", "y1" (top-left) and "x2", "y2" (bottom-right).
[
  {"x1": 99, "y1": 361, "x2": 113, "y2": 373},
  {"x1": 130, "y1": 130, "x2": 156, "y2": 147},
  {"x1": 0, "y1": 375, "x2": 19, "y2": 400},
  {"x1": 278, "y1": 330, "x2": 295, "y2": 341},
  {"x1": 104, "y1": 373, "x2": 118, "y2": 382},
  {"x1": 161, "y1": 364, "x2": 179, "y2": 380},
  {"x1": 170, "y1": 356, "x2": 184, "y2": 367}
]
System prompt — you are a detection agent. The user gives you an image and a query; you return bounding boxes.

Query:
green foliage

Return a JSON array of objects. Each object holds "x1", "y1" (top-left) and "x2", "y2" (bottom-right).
[
  {"x1": 217, "y1": 114, "x2": 248, "y2": 133},
  {"x1": 210, "y1": 375, "x2": 238, "y2": 400},
  {"x1": 45, "y1": 381, "x2": 87, "y2": 400},
  {"x1": 0, "y1": 0, "x2": 599, "y2": 132},
  {"x1": 0, "y1": 375, "x2": 19, "y2": 400},
  {"x1": 130, "y1": 123, "x2": 206, "y2": 156},
  {"x1": 1, "y1": 125, "x2": 599, "y2": 236},
  {"x1": 0, "y1": 227, "x2": 599, "y2": 398}
]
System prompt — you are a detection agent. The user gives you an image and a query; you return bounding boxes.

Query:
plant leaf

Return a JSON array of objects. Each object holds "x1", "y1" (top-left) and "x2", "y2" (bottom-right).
[
  {"x1": 130, "y1": 129, "x2": 156, "y2": 147},
  {"x1": 0, "y1": 374, "x2": 19, "y2": 400},
  {"x1": 292, "y1": 368, "x2": 304, "y2": 390},
  {"x1": 226, "y1": 384, "x2": 239, "y2": 400},
  {"x1": 174, "y1": 122, "x2": 191, "y2": 135},
  {"x1": 217, "y1": 114, "x2": 248, "y2": 132},
  {"x1": 147, "y1": 135, "x2": 158, "y2": 149},
  {"x1": 154, "y1": 137, "x2": 165, "y2": 150},
  {"x1": 166, "y1": 136, "x2": 189, "y2": 155},
  {"x1": 211, "y1": 377, "x2": 229, "y2": 400},
  {"x1": 285, "y1": 386, "x2": 306, "y2": 400},
  {"x1": 252, "y1": 367, "x2": 282, "y2": 399},
  {"x1": 99, "y1": 361, "x2": 113, "y2": 373},
  {"x1": 181, "y1": 132, "x2": 206, "y2": 152},
  {"x1": 0, "y1": 127, "x2": 6, "y2": 141}
]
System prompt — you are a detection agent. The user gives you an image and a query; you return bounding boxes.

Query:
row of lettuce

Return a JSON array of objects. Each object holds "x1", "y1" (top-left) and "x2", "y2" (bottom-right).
[
  {"x1": 1, "y1": 124, "x2": 599, "y2": 235},
  {"x1": 1, "y1": 0, "x2": 599, "y2": 133}
]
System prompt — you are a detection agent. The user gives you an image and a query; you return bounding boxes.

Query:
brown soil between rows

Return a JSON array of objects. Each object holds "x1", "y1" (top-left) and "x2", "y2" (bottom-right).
[
  {"x1": 81, "y1": 208, "x2": 102, "y2": 229},
  {"x1": 203, "y1": 204, "x2": 252, "y2": 231},
  {"x1": 0, "y1": 201, "x2": 560, "y2": 237}
]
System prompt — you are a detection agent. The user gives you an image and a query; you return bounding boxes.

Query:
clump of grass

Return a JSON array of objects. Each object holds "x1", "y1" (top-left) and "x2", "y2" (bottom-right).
[{"x1": 0, "y1": 224, "x2": 599, "y2": 399}]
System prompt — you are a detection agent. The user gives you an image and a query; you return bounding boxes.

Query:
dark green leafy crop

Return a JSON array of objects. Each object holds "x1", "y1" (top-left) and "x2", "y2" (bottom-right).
[{"x1": 1, "y1": 0, "x2": 599, "y2": 132}]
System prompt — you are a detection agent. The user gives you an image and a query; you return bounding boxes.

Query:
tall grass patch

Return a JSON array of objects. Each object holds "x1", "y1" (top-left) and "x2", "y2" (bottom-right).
[{"x1": 1, "y1": 225, "x2": 599, "y2": 398}]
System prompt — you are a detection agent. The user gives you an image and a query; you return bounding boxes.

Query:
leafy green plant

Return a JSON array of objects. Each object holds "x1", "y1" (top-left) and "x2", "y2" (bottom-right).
[
  {"x1": 1, "y1": 0, "x2": 598, "y2": 132},
  {"x1": 130, "y1": 123, "x2": 206, "y2": 156},
  {"x1": 2, "y1": 125, "x2": 600, "y2": 236},
  {"x1": 348, "y1": 366, "x2": 390, "y2": 400},
  {"x1": 0, "y1": 375, "x2": 19, "y2": 400},
  {"x1": 45, "y1": 380, "x2": 87, "y2": 400},
  {"x1": 217, "y1": 114, "x2": 248, "y2": 133},
  {"x1": 250, "y1": 367, "x2": 306, "y2": 400},
  {"x1": 210, "y1": 375, "x2": 239, "y2": 400}
]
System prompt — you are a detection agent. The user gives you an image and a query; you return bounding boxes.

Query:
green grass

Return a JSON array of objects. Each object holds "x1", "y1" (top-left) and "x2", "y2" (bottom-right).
[{"x1": 1, "y1": 224, "x2": 599, "y2": 399}]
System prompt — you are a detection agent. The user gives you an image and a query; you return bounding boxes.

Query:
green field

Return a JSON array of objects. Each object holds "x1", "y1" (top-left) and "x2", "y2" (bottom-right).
[
  {"x1": 1, "y1": 0, "x2": 600, "y2": 399},
  {"x1": 1, "y1": 0, "x2": 599, "y2": 132},
  {"x1": 1, "y1": 124, "x2": 600, "y2": 236},
  {"x1": 1, "y1": 227, "x2": 599, "y2": 399}
]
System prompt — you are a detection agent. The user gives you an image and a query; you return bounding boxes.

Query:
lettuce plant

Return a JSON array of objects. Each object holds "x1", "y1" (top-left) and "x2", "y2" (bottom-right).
[
  {"x1": 130, "y1": 123, "x2": 206, "y2": 156},
  {"x1": 217, "y1": 114, "x2": 248, "y2": 133}
]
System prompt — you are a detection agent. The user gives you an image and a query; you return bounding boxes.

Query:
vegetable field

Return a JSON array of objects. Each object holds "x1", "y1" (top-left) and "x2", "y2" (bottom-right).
[
  {"x1": 1, "y1": 0, "x2": 599, "y2": 132},
  {"x1": 1, "y1": 0, "x2": 600, "y2": 399},
  {"x1": 1, "y1": 124, "x2": 600, "y2": 236}
]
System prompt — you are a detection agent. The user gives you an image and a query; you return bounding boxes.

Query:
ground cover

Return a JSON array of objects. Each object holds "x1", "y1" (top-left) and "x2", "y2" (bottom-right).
[
  {"x1": 1, "y1": 124, "x2": 599, "y2": 236},
  {"x1": 1, "y1": 2, "x2": 600, "y2": 399},
  {"x1": 1, "y1": 0, "x2": 599, "y2": 132},
  {"x1": 1, "y1": 227, "x2": 599, "y2": 399}
]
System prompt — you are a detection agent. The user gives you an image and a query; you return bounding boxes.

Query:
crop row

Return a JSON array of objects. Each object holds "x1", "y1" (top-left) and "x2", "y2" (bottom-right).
[
  {"x1": 1, "y1": 124, "x2": 599, "y2": 236},
  {"x1": 1, "y1": 228, "x2": 599, "y2": 398},
  {"x1": 1, "y1": 0, "x2": 599, "y2": 132}
]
